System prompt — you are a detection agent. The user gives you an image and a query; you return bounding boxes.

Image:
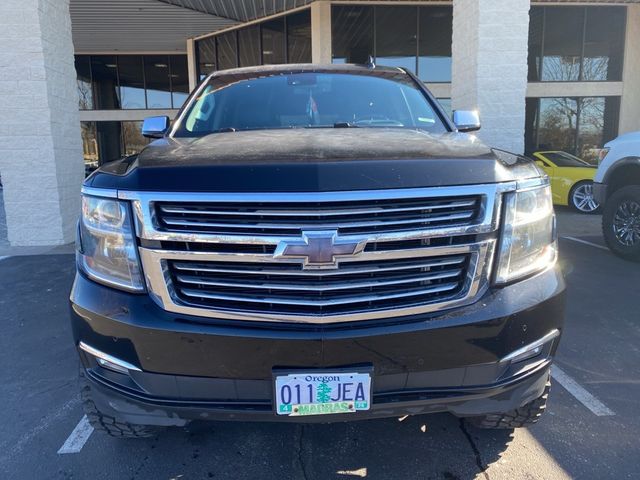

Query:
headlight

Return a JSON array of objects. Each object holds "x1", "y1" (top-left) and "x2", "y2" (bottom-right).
[
  {"x1": 495, "y1": 183, "x2": 557, "y2": 284},
  {"x1": 77, "y1": 195, "x2": 145, "y2": 292}
]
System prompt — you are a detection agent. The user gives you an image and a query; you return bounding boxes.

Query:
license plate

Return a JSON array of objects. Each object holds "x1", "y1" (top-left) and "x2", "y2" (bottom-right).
[{"x1": 275, "y1": 372, "x2": 371, "y2": 416}]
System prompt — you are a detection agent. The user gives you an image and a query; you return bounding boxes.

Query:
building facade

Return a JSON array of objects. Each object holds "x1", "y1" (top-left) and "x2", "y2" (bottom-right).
[{"x1": 1, "y1": 0, "x2": 639, "y2": 246}]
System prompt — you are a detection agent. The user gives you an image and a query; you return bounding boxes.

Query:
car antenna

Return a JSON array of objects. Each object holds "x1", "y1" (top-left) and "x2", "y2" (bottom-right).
[{"x1": 366, "y1": 55, "x2": 375, "y2": 69}]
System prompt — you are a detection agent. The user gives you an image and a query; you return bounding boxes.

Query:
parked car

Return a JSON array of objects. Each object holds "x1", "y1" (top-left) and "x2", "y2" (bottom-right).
[
  {"x1": 71, "y1": 64, "x2": 564, "y2": 438},
  {"x1": 593, "y1": 131, "x2": 640, "y2": 260},
  {"x1": 532, "y1": 151, "x2": 599, "y2": 213}
]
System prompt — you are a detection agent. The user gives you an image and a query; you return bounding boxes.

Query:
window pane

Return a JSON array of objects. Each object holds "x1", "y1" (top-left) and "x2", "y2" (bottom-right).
[
  {"x1": 217, "y1": 31, "x2": 238, "y2": 70},
  {"x1": 541, "y1": 7, "x2": 584, "y2": 81},
  {"x1": 75, "y1": 56, "x2": 93, "y2": 110},
  {"x1": 527, "y1": 7, "x2": 544, "y2": 81},
  {"x1": 538, "y1": 97, "x2": 578, "y2": 153},
  {"x1": 436, "y1": 98, "x2": 452, "y2": 118},
  {"x1": 170, "y1": 55, "x2": 189, "y2": 108},
  {"x1": 262, "y1": 18, "x2": 286, "y2": 65},
  {"x1": 118, "y1": 56, "x2": 146, "y2": 109},
  {"x1": 95, "y1": 121, "x2": 123, "y2": 162},
  {"x1": 121, "y1": 121, "x2": 149, "y2": 156},
  {"x1": 524, "y1": 98, "x2": 539, "y2": 155},
  {"x1": 418, "y1": 7, "x2": 452, "y2": 82},
  {"x1": 583, "y1": 7, "x2": 626, "y2": 81},
  {"x1": 91, "y1": 56, "x2": 120, "y2": 109},
  {"x1": 287, "y1": 10, "x2": 311, "y2": 63},
  {"x1": 577, "y1": 97, "x2": 620, "y2": 163},
  {"x1": 239, "y1": 25, "x2": 261, "y2": 67},
  {"x1": 375, "y1": 7, "x2": 417, "y2": 72},
  {"x1": 196, "y1": 37, "x2": 217, "y2": 80},
  {"x1": 144, "y1": 56, "x2": 172, "y2": 109},
  {"x1": 81, "y1": 122, "x2": 98, "y2": 174},
  {"x1": 332, "y1": 6, "x2": 373, "y2": 64}
]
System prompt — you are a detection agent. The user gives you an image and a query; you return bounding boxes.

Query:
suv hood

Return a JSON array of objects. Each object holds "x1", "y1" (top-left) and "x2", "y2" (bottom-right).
[{"x1": 88, "y1": 128, "x2": 541, "y2": 192}]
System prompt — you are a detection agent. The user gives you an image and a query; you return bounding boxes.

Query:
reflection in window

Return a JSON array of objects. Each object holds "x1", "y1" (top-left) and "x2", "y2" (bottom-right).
[
  {"x1": 418, "y1": 7, "x2": 452, "y2": 83},
  {"x1": 262, "y1": 18, "x2": 286, "y2": 65},
  {"x1": 528, "y1": 6, "x2": 626, "y2": 82},
  {"x1": 375, "y1": 7, "x2": 417, "y2": 72},
  {"x1": 81, "y1": 122, "x2": 98, "y2": 174},
  {"x1": 331, "y1": 6, "x2": 373, "y2": 64},
  {"x1": 122, "y1": 121, "x2": 150, "y2": 156},
  {"x1": 144, "y1": 56, "x2": 172, "y2": 109},
  {"x1": 217, "y1": 31, "x2": 238, "y2": 70},
  {"x1": 91, "y1": 56, "x2": 120, "y2": 109},
  {"x1": 525, "y1": 96, "x2": 620, "y2": 162},
  {"x1": 81, "y1": 121, "x2": 150, "y2": 172},
  {"x1": 287, "y1": 10, "x2": 312, "y2": 63},
  {"x1": 239, "y1": 25, "x2": 261, "y2": 67},
  {"x1": 75, "y1": 56, "x2": 93, "y2": 110},
  {"x1": 197, "y1": 37, "x2": 217, "y2": 80},
  {"x1": 118, "y1": 56, "x2": 146, "y2": 109},
  {"x1": 437, "y1": 98, "x2": 452, "y2": 118},
  {"x1": 170, "y1": 56, "x2": 189, "y2": 108}
]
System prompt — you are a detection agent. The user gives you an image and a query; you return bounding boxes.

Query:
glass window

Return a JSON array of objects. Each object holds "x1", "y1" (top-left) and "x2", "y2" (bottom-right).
[
  {"x1": 144, "y1": 56, "x2": 172, "y2": 109},
  {"x1": 527, "y1": 8, "x2": 544, "y2": 82},
  {"x1": 75, "y1": 56, "x2": 93, "y2": 110},
  {"x1": 418, "y1": 7, "x2": 452, "y2": 83},
  {"x1": 118, "y1": 56, "x2": 146, "y2": 109},
  {"x1": 121, "y1": 121, "x2": 150, "y2": 156},
  {"x1": 542, "y1": 152, "x2": 591, "y2": 167},
  {"x1": 95, "y1": 121, "x2": 123, "y2": 162},
  {"x1": 332, "y1": 6, "x2": 373, "y2": 64},
  {"x1": 217, "y1": 31, "x2": 238, "y2": 70},
  {"x1": 262, "y1": 18, "x2": 286, "y2": 65},
  {"x1": 196, "y1": 37, "x2": 217, "y2": 80},
  {"x1": 583, "y1": 7, "x2": 626, "y2": 81},
  {"x1": 375, "y1": 7, "x2": 417, "y2": 72},
  {"x1": 436, "y1": 98, "x2": 452, "y2": 118},
  {"x1": 542, "y1": 8, "x2": 584, "y2": 81},
  {"x1": 538, "y1": 97, "x2": 578, "y2": 152},
  {"x1": 287, "y1": 10, "x2": 311, "y2": 63},
  {"x1": 175, "y1": 71, "x2": 448, "y2": 137},
  {"x1": 81, "y1": 122, "x2": 98, "y2": 174},
  {"x1": 524, "y1": 97, "x2": 539, "y2": 155},
  {"x1": 170, "y1": 55, "x2": 189, "y2": 108},
  {"x1": 578, "y1": 97, "x2": 620, "y2": 162},
  {"x1": 239, "y1": 25, "x2": 261, "y2": 67},
  {"x1": 91, "y1": 56, "x2": 120, "y2": 109}
]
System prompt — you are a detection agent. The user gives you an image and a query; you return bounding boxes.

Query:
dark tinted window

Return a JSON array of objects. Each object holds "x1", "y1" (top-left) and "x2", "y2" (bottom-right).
[
  {"x1": 196, "y1": 37, "x2": 217, "y2": 80},
  {"x1": 217, "y1": 31, "x2": 238, "y2": 70},
  {"x1": 75, "y1": 56, "x2": 93, "y2": 110},
  {"x1": 542, "y1": 8, "x2": 583, "y2": 81},
  {"x1": 287, "y1": 10, "x2": 312, "y2": 63},
  {"x1": 418, "y1": 7, "x2": 452, "y2": 82},
  {"x1": 176, "y1": 72, "x2": 447, "y2": 136},
  {"x1": 543, "y1": 152, "x2": 590, "y2": 167},
  {"x1": 583, "y1": 7, "x2": 626, "y2": 81},
  {"x1": 376, "y1": 7, "x2": 417, "y2": 72},
  {"x1": 170, "y1": 56, "x2": 190, "y2": 108},
  {"x1": 118, "y1": 56, "x2": 145, "y2": 109},
  {"x1": 527, "y1": 8, "x2": 544, "y2": 81},
  {"x1": 262, "y1": 18, "x2": 286, "y2": 65},
  {"x1": 91, "y1": 56, "x2": 120, "y2": 109},
  {"x1": 239, "y1": 25, "x2": 261, "y2": 67},
  {"x1": 144, "y1": 56, "x2": 172, "y2": 108},
  {"x1": 332, "y1": 6, "x2": 374, "y2": 64}
]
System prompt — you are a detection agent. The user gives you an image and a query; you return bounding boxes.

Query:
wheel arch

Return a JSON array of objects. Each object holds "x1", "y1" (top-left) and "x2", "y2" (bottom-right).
[{"x1": 603, "y1": 158, "x2": 640, "y2": 200}]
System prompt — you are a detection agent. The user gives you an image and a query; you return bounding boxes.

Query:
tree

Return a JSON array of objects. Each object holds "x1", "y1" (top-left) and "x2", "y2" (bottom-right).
[{"x1": 316, "y1": 382, "x2": 332, "y2": 403}]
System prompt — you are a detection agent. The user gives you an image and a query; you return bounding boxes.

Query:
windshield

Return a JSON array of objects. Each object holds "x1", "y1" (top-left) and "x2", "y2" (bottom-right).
[
  {"x1": 173, "y1": 71, "x2": 449, "y2": 137},
  {"x1": 543, "y1": 152, "x2": 592, "y2": 167}
]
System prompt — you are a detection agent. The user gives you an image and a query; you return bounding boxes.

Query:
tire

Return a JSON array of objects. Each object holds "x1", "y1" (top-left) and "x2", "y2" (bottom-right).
[
  {"x1": 569, "y1": 181, "x2": 600, "y2": 214},
  {"x1": 602, "y1": 185, "x2": 640, "y2": 261},
  {"x1": 466, "y1": 377, "x2": 551, "y2": 429},
  {"x1": 80, "y1": 370, "x2": 162, "y2": 438}
]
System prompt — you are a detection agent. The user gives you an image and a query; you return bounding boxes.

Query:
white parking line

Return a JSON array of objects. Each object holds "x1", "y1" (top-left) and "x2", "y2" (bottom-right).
[
  {"x1": 551, "y1": 365, "x2": 615, "y2": 417},
  {"x1": 561, "y1": 236, "x2": 609, "y2": 252},
  {"x1": 57, "y1": 415, "x2": 94, "y2": 454}
]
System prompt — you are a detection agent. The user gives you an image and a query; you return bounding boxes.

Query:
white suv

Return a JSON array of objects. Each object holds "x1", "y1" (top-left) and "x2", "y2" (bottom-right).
[{"x1": 594, "y1": 131, "x2": 640, "y2": 260}]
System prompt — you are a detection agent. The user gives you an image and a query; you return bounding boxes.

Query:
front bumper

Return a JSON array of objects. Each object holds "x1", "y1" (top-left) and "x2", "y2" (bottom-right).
[{"x1": 70, "y1": 265, "x2": 565, "y2": 425}]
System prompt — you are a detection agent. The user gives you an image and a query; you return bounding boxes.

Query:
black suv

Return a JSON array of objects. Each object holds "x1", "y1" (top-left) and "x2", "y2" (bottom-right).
[{"x1": 71, "y1": 64, "x2": 564, "y2": 437}]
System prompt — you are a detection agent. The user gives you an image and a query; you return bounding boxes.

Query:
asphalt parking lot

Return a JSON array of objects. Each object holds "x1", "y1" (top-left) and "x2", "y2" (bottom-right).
[{"x1": 1, "y1": 209, "x2": 639, "y2": 480}]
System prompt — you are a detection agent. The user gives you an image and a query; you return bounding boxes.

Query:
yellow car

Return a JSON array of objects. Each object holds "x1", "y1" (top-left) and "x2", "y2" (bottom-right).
[{"x1": 532, "y1": 151, "x2": 600, "y2": 213}]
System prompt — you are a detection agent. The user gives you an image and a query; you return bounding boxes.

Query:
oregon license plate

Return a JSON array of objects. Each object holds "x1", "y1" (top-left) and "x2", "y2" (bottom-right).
[{"x1": 275, "y1": 372, "x2": 371, "y2": 416}]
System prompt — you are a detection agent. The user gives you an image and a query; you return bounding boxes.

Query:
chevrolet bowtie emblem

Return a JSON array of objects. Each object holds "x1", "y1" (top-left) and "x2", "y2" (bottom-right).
[{"x1": 274, "y1": 230, "x2": 367, "y2": 269}]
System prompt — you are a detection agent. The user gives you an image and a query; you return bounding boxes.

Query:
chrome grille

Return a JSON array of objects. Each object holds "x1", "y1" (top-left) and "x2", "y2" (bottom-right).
[
  {"x1": 121, "y1": 184, "x2": 508, "y2": 324},
  {"x1": 167, "y1": 254, "x2": 469, "y2": 316},
  {"x1": 154, "y1": 195, "x2": 482, "y2": 236}
]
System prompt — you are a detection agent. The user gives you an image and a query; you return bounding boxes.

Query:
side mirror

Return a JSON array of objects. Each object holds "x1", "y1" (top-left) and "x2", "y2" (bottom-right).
[
  {"x1": 142, "y1": 116, "x2": 170, "y2": 138},
  {"x1": 453, "y1": 110, "x2": 481, "y2": 132}
]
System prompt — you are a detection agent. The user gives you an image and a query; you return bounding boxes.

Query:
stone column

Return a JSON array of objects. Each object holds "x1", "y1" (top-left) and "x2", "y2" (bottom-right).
[
  {"x1": 0, "y1": 0, "x2": 84, "y2": 246},
  {"x1": 311, "y1": 1, "x2": 332, "y2": 64},
  {"x1": 619, "y1": 5, "x2": 640, "y2": 135},
  {"x1": 452, "y1": 0, "x2": 530, "y2": 153}
]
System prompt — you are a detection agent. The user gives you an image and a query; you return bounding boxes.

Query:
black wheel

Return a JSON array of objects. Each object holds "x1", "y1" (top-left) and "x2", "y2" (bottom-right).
[
  {"x1": 80, "y1": 370, "x2": 162, "y2": 438},
  {"x1": 602, "y1": 185, "x2": 640, "y2": 261},
  {"x1": 466, "y1": 377, "x2": 550, "y2": 429},
  {"x1": 569, "y1": 181, "x2": 600, "y2": 214}
]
